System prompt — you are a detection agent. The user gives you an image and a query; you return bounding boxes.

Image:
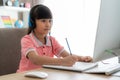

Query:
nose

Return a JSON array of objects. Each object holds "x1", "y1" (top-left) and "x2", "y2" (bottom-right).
[
  {"x1": 46, "y1": 22, "x2": 51, "y2": 26},
  {"x1": 46, "y1": 21, "x2": 52, "y2": 28}
]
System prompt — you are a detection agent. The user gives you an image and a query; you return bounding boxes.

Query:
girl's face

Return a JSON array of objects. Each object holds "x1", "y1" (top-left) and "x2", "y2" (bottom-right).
[{"x1": 34, "y1": 19, "x2": 53, "y2": 35}]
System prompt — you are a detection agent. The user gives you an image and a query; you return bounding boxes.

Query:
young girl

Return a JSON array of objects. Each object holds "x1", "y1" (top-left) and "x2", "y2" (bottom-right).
[{"x1": 17, "y1": 4, "x2": 92, "y2": 72}]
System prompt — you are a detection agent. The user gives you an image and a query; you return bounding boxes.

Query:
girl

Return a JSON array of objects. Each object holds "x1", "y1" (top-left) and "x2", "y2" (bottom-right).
[{"x1": 17, "y1": 4, "x2": 92, "y2": 72}]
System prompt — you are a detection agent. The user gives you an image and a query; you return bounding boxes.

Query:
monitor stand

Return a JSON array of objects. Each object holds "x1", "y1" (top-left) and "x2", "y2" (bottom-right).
[
  {"x1": 111, "y1": 49, "x2": 120, "y2": 63},
  {"x1": 105, "y1": 49, "x2": 120, "y2": 63}
]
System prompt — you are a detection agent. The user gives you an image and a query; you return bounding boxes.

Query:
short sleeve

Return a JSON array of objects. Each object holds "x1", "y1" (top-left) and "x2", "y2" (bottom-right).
[
  {"x1": 50, "y1": 37, "x2": 64, "y2": 57},
  {"x1": 21, "y1": 35, "x2": 36, "y2": 57}
]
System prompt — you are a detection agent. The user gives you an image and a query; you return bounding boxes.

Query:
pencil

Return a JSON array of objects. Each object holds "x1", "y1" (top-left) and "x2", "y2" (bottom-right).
[{"x1": 65, "y1": 38, "x2": 72, "y2": 55}]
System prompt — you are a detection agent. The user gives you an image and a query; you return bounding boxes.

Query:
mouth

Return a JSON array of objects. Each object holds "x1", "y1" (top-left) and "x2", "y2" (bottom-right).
[{"x1": 44, "y1": 29, "x2": 50, "y2": 31}]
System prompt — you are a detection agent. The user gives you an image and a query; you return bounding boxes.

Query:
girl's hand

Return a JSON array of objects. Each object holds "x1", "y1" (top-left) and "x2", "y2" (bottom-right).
[
  {"x1": 68, "y1": 54, "x2": 92, "y2": 62},
  {"x1": 79, "y1": 56, "x2": 92, "y2": 62},
  {"x1": 61, "y1": 55, "x2": 78, "y2": 66}
]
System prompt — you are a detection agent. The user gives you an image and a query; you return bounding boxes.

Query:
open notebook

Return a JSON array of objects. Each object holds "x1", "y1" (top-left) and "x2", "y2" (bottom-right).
[
  {"x1": 43, "y1": 62, "x2": 98, "y2": 72},
  {"x1": 43, "y1": 62, "x2": 120, "y2": 75}
]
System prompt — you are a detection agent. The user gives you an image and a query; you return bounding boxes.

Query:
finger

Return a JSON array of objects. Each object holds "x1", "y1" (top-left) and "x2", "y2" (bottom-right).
[
  {"x1": 71, "y1": 55, "x2": 79, "y2": 61},
  {"x1": 85, "y1": 56, "x2": 92, "y2": 62}
]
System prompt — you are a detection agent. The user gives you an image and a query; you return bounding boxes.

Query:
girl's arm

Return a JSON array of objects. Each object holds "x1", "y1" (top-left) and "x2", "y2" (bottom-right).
[
  {"x1": 59, "y1": 50, "x2": 92, "y2": 62},
  {"x1": 27, "y1": 50, "x2": 92, "y2": 67},
  {"x1": 27, "y1": 51, "x2": 77, "y2": 66}
]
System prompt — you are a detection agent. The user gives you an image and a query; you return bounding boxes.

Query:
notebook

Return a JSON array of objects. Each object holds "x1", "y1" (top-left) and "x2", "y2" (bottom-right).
[{"x1": 42, "y1": 62, "x2": 98, "y2": 72}]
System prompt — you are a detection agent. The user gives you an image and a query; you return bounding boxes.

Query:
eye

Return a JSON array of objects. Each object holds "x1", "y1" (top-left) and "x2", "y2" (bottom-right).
[
  {"x1": 49, "y1": 19, "x2": 53, "y2": 23},
  {"x1": 41, "y1": 19, "x2": 46, "y2": 22}
]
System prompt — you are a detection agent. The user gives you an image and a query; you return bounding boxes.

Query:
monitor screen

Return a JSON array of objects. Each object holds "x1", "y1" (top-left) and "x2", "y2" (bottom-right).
[
  {"x1": 93, "y1": 23, "x2": 120, "y2": 62},
  {"x1": 92, "y1": 0, "x2": 120, "y2": 62}
]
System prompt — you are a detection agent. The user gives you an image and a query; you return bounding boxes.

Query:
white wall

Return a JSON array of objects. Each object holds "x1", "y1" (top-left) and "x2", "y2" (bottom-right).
[{"x1": 43, "y1": 0, "x2": 101, "y2": 56}]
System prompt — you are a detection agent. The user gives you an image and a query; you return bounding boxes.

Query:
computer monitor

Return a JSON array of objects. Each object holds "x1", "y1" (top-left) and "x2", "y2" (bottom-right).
[
  {"x1": 93, "y1": 17, "x2": 120, "y2": 61},
  {"x1": 92, "y1": 0, "x2": 120, "y2": 62},
  {"x1": 93, "y1": 24, "x2": 120, "y2": 62}
]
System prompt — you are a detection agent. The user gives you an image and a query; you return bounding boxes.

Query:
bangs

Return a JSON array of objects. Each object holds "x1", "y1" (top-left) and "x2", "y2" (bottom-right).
[{"x1": 34, "y1": 6, "x2": 52, "y2": 19}]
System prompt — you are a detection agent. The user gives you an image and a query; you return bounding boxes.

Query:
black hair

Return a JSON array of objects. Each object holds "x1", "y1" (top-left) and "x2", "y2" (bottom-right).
[{"x1": 28, "y1": 4, "x2": 53, "y2": 34}]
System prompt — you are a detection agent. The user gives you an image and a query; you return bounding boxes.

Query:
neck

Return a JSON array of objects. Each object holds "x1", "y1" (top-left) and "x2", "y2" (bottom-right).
[{"x1": 33, "y1": 31, "x2": 46, "y2": 44}]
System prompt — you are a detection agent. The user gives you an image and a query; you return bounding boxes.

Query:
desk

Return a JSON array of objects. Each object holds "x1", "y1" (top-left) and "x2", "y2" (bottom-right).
[{"x1": 0, "y1": 68, "x2": 119, "y2": 80}]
